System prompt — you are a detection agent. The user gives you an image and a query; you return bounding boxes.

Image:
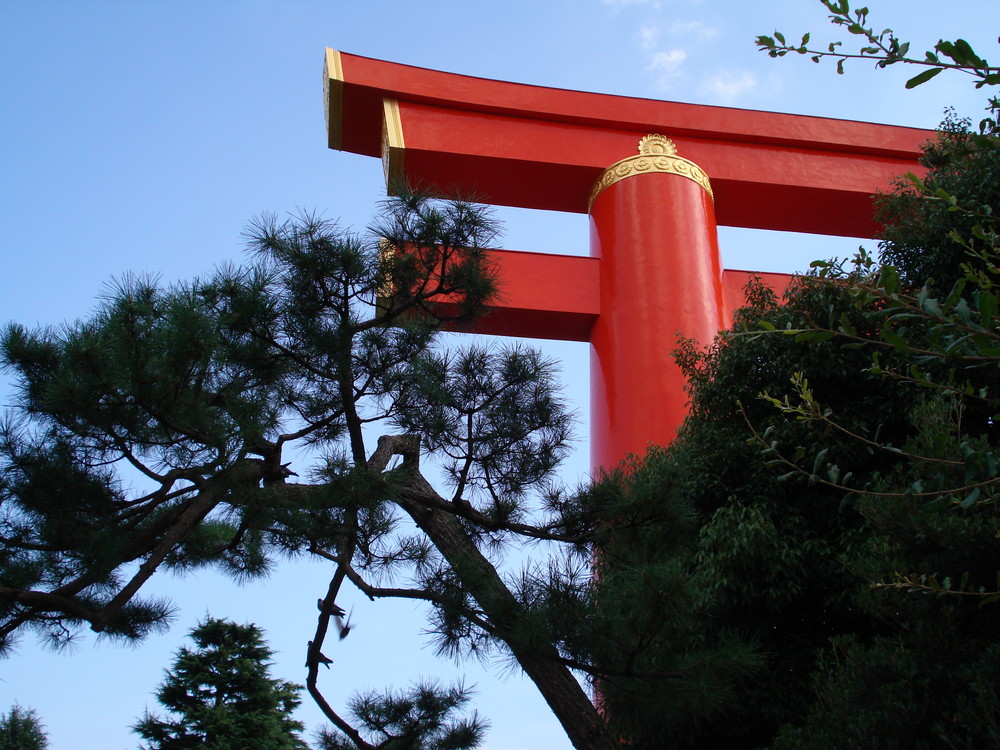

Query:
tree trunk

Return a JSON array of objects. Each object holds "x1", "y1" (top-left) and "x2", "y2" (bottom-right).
[{"x1": 391, "y1": 468, "x2": 617, "y2": 750}]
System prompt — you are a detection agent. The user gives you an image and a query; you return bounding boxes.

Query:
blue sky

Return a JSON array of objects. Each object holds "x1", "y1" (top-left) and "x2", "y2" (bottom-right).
[{"x1": 1, "y1": 2, "x2": 998, "y2": 748}]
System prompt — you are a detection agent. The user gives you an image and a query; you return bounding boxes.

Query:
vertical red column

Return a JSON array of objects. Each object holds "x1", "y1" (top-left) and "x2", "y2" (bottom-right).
[{"x1": 589, "y1": 135, "x2": 724, "y2": 472}]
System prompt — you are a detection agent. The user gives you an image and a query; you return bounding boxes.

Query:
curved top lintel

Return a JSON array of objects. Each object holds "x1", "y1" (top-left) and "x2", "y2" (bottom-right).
[{"x1": 324, "y1": 47, "x2": 932, "y2": 163}]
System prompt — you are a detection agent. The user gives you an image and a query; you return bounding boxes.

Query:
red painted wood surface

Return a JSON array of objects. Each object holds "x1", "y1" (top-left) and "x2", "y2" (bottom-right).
[
  {"x1": 433, "y1": 251, "x2": 600, "y2": 342},
  {"x1": 589, "y1": 169, "x2": 725, "y2": 468},
  {"x1": 326, "y1": 50, "x2": 919, "y2": 468},
  {"x1": 437, "y1": 254, "x2": 794, "y2": 346},
  {"x1": 327, "y1": 49, "x2": 932, "y2": 238}
]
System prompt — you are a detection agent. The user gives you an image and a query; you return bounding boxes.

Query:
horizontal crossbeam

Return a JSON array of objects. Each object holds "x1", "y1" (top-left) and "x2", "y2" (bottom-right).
[
  {"x1": 326, "y1": 49, "x2": 933, "y2": 238},
  {"x1": 436, "y1": 250, "x2": 792, "y2": 342}
]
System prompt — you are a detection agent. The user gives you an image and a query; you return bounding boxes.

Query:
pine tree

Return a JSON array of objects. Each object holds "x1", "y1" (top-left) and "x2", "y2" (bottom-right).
[
  {"x1": 0, "y1": 193, "x2": 628, "y2": 750},
  {"x1": 0, "y1": 705, "x2": 48, "y2": 750},
  {"x1": 133, "y1": 617, "x2": 308, "y2": 750}
]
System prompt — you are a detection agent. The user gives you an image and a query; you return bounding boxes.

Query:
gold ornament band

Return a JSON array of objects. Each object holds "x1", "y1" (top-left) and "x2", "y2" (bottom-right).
[{"x1": 588, "y1": 134, "x2": 713, "y2": 210}]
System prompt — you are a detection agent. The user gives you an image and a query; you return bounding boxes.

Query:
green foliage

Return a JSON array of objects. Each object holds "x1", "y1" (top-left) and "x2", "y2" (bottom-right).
[
  {"x1": 771, "y1": 636, "x2": 1000, "y2": 749},
  {"x1": 647, "y1": 275, "x2": 911, "y2": 746},
  {"x1": 315, "y1": 682, "x2": 487, "y2": 750},
  {"x1": 0, "y1": 705, "x2": 48, "y2": 750},
  {"x1": 0, "y1": 191, "x2": 625, "y2": 749},
  {"x1": 0, "y1": 192, "x2": 504, "y2": 651},
  {"x1": 596, "y1": 249, "x2": 1000, "y2": 746},
  {"x1": 598, "y1": 32, "x2": 1000, "y2": 739},
  {"x1": 391, "y1": 344, "x2": 572, "y2": 506},
  {"x1": 561, "y1": 451, "x2": 763, "y2": 747},
  {"x1": 713, "y1": 9, "x2": 1000, "y2": 745},
  {"x1": 133, "y1": 617, "x2": 308, "y2": 750},
  {"x1": 878, "y1": 113, "x2": 1000, "y2": 291},
  {"x1": 756, "y1": 0, "x2": 1000, "y2": 127}
]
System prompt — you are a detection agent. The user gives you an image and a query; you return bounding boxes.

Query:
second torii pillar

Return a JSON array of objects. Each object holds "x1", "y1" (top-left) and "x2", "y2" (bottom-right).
[{"x1": 588, "y1": 134, "x2": 724, "y2": 470}]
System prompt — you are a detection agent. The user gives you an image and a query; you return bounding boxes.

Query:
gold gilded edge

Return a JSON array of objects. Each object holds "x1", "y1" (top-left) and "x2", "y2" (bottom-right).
[
  {"x1": 324, "y1": 48, "x2": 344, "y2": 151},
  {"x1": 588, "y1": 152, "x2": 713, "y2": 211},
  {"x1": 381, "y1": 98, "x2": 405, "y2": 192}
]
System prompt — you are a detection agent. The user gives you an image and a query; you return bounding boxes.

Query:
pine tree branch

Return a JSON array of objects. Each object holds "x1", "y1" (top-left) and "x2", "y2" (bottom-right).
[
  {"x1": 300, "y1": 428, "x2": 399, "y2": 750},
  {"x1": 307, "y1": 569, "x2": 373, "y2": 750},
  {"x1": 0, "y1": 586, "x2": 102, "y2": 625},
  {"x1": 335, "y1": 559, "x2": 498, "y2": 636},
  {"x1": 373, "y1": 434, "x2": 617, "y2": 750},
  {"x1": 92, "y1": 475, "x2": 233, "y2": 631}
]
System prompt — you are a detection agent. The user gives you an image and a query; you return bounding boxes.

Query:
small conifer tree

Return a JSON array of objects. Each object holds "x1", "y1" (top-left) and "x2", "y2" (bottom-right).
[
  {"x1": 0, "y1": 705, "x2": 48, "y2": 750},
  {"x1": 133, "y1": 617, "x2": 308, "y2": 750}
]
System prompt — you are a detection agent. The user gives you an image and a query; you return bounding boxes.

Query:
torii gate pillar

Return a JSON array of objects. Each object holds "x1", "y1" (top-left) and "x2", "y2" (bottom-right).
[{"x1": 588, "y1": 135, "x2": 723, "y2": 469}]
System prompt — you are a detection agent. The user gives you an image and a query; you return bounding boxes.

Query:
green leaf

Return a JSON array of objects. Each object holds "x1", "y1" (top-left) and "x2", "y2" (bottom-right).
[
  {"x1": 903, "y1": 172, "x2": 926, "y2": 190},
  {"x1": 960, "y1": 487, "x2": 981, "y2": 509},
  {"x1": 905, "y1": 67, "x2": 943, "y2": 88},
  {"x1": 879, "y1": 324, "x2": 909, "y2": 350},
  {"x1": 944, "y1": 38, "x2": 986, "y2": 67},
  {"x1": 924, "y1": 497, "x2": 951, "y2": 512},
  {"x1": 812, "y1": 448, "x2": 830, "y2": 476},
  {"x1": 923, "y1": 297, "x2": 945, "y2": 318},
  {"x1": 978, "y1": 290, "x2": 997, "y2": 323},
  {"x1": 879, "y1": 265, "x2": 900, "y2": 295},
  {"x1": 827, "y1": 463, "x2": 841, "y2": 485},
  {"x1": 838, "y1": 313, "x2": 857, "y2": 337}
]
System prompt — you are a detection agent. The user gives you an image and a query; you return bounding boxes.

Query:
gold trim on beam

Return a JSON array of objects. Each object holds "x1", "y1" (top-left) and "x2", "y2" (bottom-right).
[
  {"x1": 588, "y1": 134, "x2": 713, "y2": 210},
  {"x1": 382, "y1": 98, "x2": 405, "y2": 191},
  {"x1": 324, "y1": 48, "x2": 344, "y2": 150}
]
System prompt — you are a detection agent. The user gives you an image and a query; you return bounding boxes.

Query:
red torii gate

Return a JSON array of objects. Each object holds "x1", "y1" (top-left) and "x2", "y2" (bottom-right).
[{"x1": 324, "y1": 49, "x2": 933, "y2": 471}]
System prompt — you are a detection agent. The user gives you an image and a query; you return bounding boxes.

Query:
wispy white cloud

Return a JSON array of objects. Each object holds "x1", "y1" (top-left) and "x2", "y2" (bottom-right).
[
  {"x1": 667, "y1": 19, "x2": 717, "y2": 42},
  {"x1": 649, "y1": 48, "x2": 687, "y2": 75},
  {"x1": 701, "y1": 70, "x2": 757, "y2": 103},
  {"x1": 647, "y1": 48, "x2": 688, "y2": 91},
  {"x1": 633, "y1": 17, "x2": 722, "y2": 92},
  {"x1": 602, "y1": 1, "x2": 723, "y2": 94},
  {"x1": 639, "y1": 25, "x2": 659, "y2": 50}
]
